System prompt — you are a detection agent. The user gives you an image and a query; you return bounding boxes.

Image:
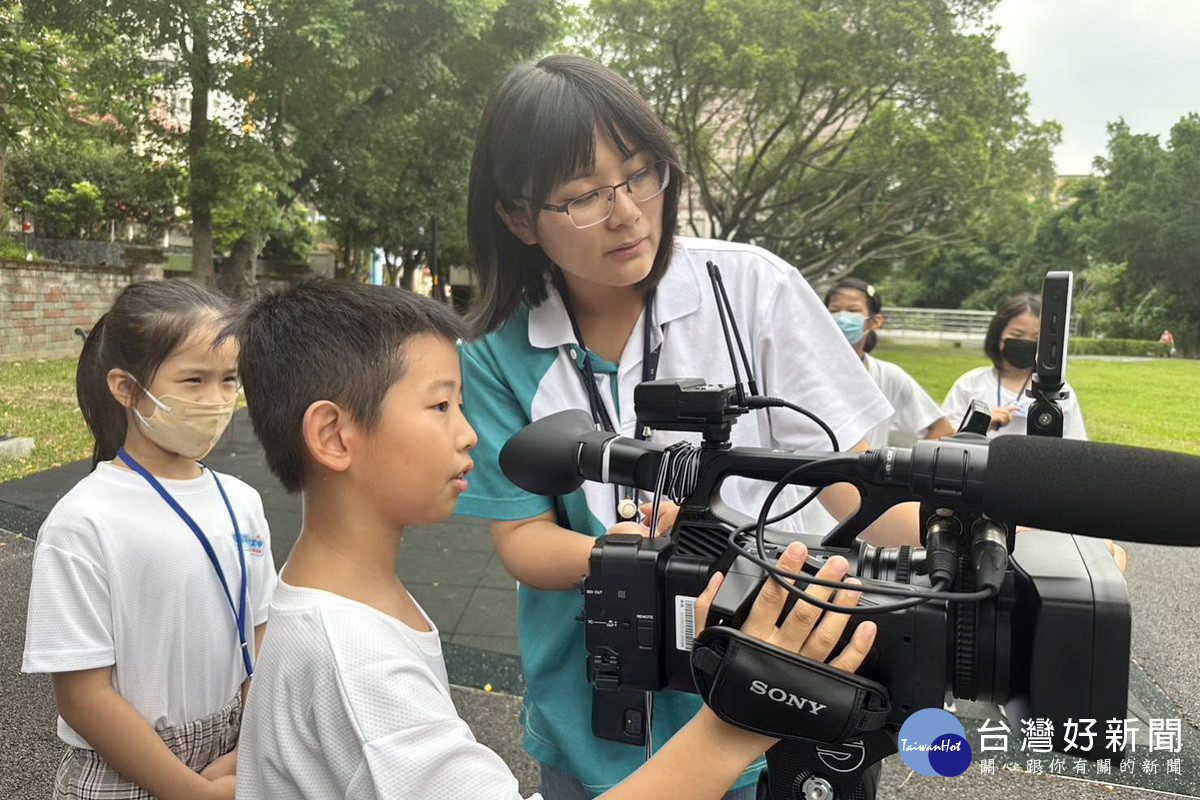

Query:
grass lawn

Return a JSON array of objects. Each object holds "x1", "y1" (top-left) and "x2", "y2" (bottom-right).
[
  {"x1": 875, "y1": 344, "x2": 1200, "y2": 455},
  {"x1": 1, "y1": 347, "x2": 1197, "y2": 484},
  {"x1": 0, "y1": 358, "x2": 92, "y2": 484}
]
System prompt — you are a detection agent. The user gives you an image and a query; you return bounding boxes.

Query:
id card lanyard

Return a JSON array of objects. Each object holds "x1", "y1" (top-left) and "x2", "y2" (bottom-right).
[
  {"x1": 117, "y1": 447, "x2": 254, "y2": 678},
  {"x1": 997, "y1": 372, "x2": 1033, "y2": 410},
  {"x1": 552, "y1": 270, "x2": 663, "y2": 521}
]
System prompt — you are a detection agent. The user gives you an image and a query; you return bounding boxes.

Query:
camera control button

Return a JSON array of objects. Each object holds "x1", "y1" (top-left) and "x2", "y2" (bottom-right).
[{"x1": 623, "y1": 708, "x2": 645, "y2": 737}]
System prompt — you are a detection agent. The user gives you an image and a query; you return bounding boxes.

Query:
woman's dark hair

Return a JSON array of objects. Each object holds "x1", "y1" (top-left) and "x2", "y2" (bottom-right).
[
  {"x1": 76, "y1": 280, "x2": 232, "y2": 468},
  {"x1": 823, "y1": 278, "x2": 882, "y2": 353},
  {"x1": 465, "y1": 54, "x2": 684, "y2": 337},
  {"x1": 984, "y1": 292, "x2": 1042, "y2": 369}
]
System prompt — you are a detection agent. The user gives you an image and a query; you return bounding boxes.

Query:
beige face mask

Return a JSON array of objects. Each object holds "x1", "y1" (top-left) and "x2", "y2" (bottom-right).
[{"x1": 127, "y1": 375, "x2": 237, "y2": 460}]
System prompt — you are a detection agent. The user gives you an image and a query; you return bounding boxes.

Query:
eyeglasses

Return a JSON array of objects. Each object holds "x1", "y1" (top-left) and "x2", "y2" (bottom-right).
[{"x1": 540, "y1": 160, "x2": 671, "y2": 229}]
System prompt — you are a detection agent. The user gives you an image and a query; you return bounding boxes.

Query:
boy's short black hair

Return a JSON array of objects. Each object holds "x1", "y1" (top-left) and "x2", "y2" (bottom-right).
[
  {"x1": 983, "y1": 292, "x2": 1042, "y2": 370},
  {"x1": 227, "y1": 281, "x2": 467, "y2": 493}
]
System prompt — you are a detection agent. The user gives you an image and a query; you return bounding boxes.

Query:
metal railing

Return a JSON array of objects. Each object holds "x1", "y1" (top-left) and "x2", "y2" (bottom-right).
[{"x1": 879, "y1": 307, "x2": 993, "y2": 343}]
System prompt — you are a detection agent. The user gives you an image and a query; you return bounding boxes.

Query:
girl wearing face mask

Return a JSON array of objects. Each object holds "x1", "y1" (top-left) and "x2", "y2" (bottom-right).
[
  {"x1": 824, "y1": 279, "x2": 954, "y2": 448},
  {"x1": 22, "y1": 280, "x2": 277, "y2": 800},
  {"x1": 941, "y1": 293, "x2": 1088, "y2": 439}
]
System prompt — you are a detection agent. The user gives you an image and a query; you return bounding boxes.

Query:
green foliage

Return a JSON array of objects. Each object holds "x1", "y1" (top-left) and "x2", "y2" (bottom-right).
[
  {"x1": 302, "y1": 0, "x2": 567, "y2": 281},
  {"x1": 1070, "y1": 338, "x2": 1172, "y2": 358},
  {"x1": 24, "y1": 0, "x2": 567, "y2": 291},
  {"x1": 0, "y1": 235, "x2": 37, "y2": 260},
  {"x1": 969, "y1": 117, "x2": 1200, "y2": 352},
  {"x1": 1087, "y1": 116, "x2": 1200, "y2": 348},
  {"x1": 260, "y1": 207, "x2": 319, "y2": 265},
  {"x1": 39, "y1": 181, "x2": 104, "y2": 238},
  {"x1": 587, "y1": 0, "x2": 1058, "y2": 285},
  {"x1": 7, "y1": 126, "x2": 181, "y2": 236},
  {"x1": 0, "y1": 2, "x2": 72, "y2": 144}
]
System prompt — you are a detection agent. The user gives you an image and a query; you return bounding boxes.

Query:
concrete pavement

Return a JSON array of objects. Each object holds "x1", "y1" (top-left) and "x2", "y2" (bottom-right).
[{"x1": 2, "y1": 410, "x2": 1198, "y2": 798}]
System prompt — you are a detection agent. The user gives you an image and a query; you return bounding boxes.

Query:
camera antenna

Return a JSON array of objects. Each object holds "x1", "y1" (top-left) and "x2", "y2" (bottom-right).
[{"x1": 706, "y1": 261, "x2": 758, "y2": 405}]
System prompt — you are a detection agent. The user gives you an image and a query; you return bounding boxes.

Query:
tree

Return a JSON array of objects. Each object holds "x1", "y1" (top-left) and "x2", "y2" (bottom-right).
[
  {"x1": 1086, "y1": 116, "x2": 1200, "y2": 348},
  {"x1": 587, "y1": 0, "x2": 1058, "y2": 286},
  {"x1": 300, "y1": 0, "x2": 566, "y2": 288},
  {"x1": 7, "y1": 122, "x2": 181, "y2": 237},
  {"x1": 24, "y1": 0, "x2": 257, "y2": 284},
  {"x1": 0, "y1": 1, "x2": 72, "y2": 229}
]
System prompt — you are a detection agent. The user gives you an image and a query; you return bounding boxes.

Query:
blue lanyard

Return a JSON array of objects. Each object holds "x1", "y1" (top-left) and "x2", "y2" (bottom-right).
[
  {"x1": 997, "y1": 372, "x2": 1032, "y2": 409},
  {"x1": 552, "y1": 271, "x2": 664, "y2": 521},
  {"x1": 552, "y1": 270, "x2": 662, "y2": 440},
  {"x1": 117, "y1": 448, "x2": 253, "y2": 678}
]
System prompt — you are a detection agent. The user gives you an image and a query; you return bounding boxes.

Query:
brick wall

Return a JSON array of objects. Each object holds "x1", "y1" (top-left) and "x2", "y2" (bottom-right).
[{"x1": 0, "y1": 260, "x2": 161, "y2": 361}]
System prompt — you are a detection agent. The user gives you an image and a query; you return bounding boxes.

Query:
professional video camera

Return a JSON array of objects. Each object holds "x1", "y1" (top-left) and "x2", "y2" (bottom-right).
[{"x1": 498, "y1": 270, "x2": 1200, "y2": 799}]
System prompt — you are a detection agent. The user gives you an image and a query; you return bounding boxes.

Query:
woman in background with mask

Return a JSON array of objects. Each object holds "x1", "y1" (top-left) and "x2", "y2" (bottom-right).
[
  {"x1": 825, "y1": 278, "x2": 954, "y2": 447},
  {"x1": 22, "y1": 280, "x2": 277, "y2": 800},
  {"x1": 941, "y1": 293, "x2": 1088, "y2": 439}
]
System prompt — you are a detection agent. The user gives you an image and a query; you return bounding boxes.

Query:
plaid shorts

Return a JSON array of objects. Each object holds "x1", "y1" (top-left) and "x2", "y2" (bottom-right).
[{"x1": 52, "y1": 694, "x2": 242, "y2": 800}]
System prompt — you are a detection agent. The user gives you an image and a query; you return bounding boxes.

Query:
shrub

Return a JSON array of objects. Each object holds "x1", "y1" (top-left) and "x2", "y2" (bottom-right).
[
  {"x1": 0, "y1": 236, "x2": 39, "y2": 261},
  {"x1": 1071, "y1": 337, "x2": 1172, "y2": 357}
]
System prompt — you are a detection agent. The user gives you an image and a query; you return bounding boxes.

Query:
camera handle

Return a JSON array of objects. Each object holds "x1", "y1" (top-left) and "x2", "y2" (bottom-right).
[{"x1": 690, "y1": 626, "x2": 894, "y2": 799}]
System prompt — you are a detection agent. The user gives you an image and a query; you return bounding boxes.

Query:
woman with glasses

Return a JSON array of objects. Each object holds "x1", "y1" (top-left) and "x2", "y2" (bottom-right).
[{"x1": 456, "y1": 55, "x2": 911, "y2": 800}]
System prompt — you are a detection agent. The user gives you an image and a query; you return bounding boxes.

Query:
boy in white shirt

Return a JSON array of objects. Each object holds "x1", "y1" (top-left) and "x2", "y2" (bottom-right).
[{"x1": 229, "y1": 281, "x2": 877, "y2": 800}]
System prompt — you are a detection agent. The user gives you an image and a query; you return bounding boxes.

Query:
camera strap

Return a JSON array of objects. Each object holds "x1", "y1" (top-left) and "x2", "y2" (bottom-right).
[{"x1": 690, "y1": 626, "x2": 890, "y2": 744}]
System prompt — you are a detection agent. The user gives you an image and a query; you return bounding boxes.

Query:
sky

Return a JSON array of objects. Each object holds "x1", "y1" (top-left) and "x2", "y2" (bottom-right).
[{"x1": 990, "y1": 0, "x2": 1200, "y2": 174}]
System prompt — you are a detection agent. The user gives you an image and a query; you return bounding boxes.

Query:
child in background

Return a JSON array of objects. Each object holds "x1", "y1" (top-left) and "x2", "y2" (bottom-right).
[
  {"x1": 230, "y1": 281, "x2": 876, "y2": 800},
  {"x1": 22, "y1": 280, "x2": 276, "y2": 800},
  {"x1": 941, "y1": 292, "x2": 1088, "y2": 439},
  {"x1": 824, "y1": 278, "x2": 954, "y2": 448}
]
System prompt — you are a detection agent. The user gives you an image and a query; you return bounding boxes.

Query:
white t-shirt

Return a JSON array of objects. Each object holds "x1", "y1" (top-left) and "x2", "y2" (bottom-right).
[
  {"x1": 941, "y1": 365, "x2": 1088, "y2": 440},
  {"x1": 861, "y1": 354, "x2": 947, "y2": 449},
  {"x1": 236, "y1": 579, "x2": 541, "y2": 800},
  {"x1": 22, "y1": 460, "x2": 277, "y2": 748},
  {"x1": 460, "y1": 236, "x2": 896, "y2": 535}
]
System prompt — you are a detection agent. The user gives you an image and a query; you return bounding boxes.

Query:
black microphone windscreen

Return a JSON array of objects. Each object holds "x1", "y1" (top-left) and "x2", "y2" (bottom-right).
[
  {"x1": 982, "y1": 436, "x2": 1200, "y2": 546},
  {"x1": 500, "y1": 410, "x2": 595, "y2": 496}
]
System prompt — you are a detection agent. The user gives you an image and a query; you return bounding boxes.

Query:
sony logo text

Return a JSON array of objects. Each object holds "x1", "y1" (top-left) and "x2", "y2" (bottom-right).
[{"x1": 749, "y1": 680, "x2": 828, "y2": 715}]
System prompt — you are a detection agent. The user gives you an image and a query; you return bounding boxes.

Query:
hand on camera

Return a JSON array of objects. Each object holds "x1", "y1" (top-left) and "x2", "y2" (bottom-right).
[
  {"x1": 693, "y1": 542, "x2": 876, "y2": 674},
  {"x1": 604, "y1": 501, "x2": 680, "y2": 539}
]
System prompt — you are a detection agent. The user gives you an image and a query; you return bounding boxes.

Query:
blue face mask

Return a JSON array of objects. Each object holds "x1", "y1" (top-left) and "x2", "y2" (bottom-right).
[{"x1": 832, "y1": 311, "x2": 867, "y2": 345}]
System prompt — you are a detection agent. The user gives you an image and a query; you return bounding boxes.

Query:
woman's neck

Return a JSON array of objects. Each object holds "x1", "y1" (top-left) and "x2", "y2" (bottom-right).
[
  {"x1": 113, "y1": 429, "x2": 203, "y2": 480},
  {"x1": 558, "y1": 273, "x2": 646, "y2": 363},
  {"x1": 559, "y1": 272, "x2": 643, "y2": 319},
  {"x1": 997, "y1": 364, "x2": 1033, "y2": 389}
]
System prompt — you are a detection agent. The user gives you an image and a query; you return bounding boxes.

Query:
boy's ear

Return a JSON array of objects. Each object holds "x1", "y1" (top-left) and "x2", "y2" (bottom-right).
[
  {"x1": 302, "y1": 400, "x2": 354, "y2": 475},
  {"x1": 107, "y1": 369, "x2": 138, "y2": 409},
  {"x1": 495, "y1": 199, "x2": 539, "y2": 246}
]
